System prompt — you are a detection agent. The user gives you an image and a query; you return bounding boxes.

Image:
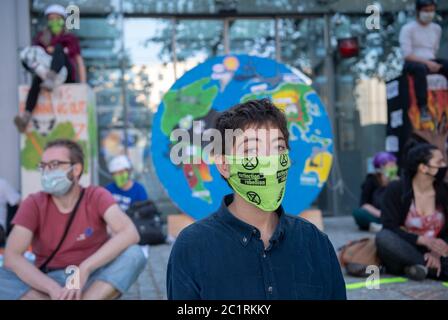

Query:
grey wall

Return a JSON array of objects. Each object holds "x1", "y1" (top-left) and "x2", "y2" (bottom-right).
[{"x1": 0, "y1": 0, "x2": 30, "y2": 191}]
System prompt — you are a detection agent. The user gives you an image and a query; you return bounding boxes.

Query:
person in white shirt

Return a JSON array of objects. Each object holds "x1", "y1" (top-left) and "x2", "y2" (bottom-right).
[
  {"x1": 0, "y1": 178, "x2": 20, "y2": 238},
  {"x1": 399, "y1": 0, "x2": 447, "y2": 122}
]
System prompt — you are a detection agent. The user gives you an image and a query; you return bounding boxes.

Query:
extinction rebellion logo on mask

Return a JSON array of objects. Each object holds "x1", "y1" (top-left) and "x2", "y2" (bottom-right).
[
  {"x1": 242, "y1": 157, "x2": 258, "y2": 170},
  {"x1": 246, "y1": 191, "x2": 261, "y2": 205},
  {"x1": 277, "y1": 154, "x2": 289, "y2": 184},
  {"x1": 279, "y1": 153, "x2": 289, "y2": 167}
]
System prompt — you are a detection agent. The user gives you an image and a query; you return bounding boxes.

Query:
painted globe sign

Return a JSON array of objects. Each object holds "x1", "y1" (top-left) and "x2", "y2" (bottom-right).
[{"x1": 151, "y1": 55, "x2": 333, "y2": 220}]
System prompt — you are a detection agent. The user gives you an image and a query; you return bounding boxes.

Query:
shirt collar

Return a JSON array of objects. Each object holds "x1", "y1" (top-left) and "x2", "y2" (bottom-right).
[{"x1": 215, "y1": 194, "x2": 287, "y2": 247}]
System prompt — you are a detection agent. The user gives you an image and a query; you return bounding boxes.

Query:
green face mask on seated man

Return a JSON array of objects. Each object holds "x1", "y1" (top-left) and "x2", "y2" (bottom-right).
[{"x1": 113, "y1": 171, "x2": 130, "y2": 189}]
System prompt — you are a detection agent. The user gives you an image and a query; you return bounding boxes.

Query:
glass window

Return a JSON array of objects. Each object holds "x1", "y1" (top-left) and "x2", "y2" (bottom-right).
[
  {"x1": 175, "y1": 19, "x2": 225, "y2": 73},
  {"x1": 280, "y1": 18, "x2": 325, "y2": 77},
  {"x1": 229, "y1": 19, "x2": 276, "y2": 58}
]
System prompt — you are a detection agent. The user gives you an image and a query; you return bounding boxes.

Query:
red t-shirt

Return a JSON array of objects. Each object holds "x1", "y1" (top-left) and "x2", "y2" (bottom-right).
[
  {"x1": 12, "y1": 186, "x2": 116, "y2": 270},
  {"x1": 33, "y1": 30, "x2": 82, "y2": 81}
]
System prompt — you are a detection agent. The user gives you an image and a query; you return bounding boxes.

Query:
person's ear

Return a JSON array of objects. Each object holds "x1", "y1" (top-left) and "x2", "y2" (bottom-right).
[
  {"x1": 418, "y1": 163, "x2": 428, "y2": 175},
  {"x1": 215, "y1": 154, "x2": 230, "y2": 179},
  {"x1": 73, "y1": 163, "x2": 83, "y2": 180}
]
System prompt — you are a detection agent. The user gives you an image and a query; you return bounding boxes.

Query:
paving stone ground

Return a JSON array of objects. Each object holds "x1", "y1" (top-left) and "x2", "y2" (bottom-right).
[{"x1": 122, "y1": 216, "x2": 448, "y2": 300}]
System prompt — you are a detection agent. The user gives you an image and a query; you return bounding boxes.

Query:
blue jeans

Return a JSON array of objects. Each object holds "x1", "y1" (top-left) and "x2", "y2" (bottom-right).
[{"x1": 0, "y1": 245, "x2": 147, "y2": 300}]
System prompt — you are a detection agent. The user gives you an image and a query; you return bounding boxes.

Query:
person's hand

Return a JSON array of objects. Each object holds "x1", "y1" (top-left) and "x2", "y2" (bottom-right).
[
  {"x1": 429, "y1": 238, "x2": 448, "y2": 257},
  {"x1": 426, "y1": 60, "x2": 442, "y2": 73},
  {"x1": 48, "y1": 284, "x2": 65, "y2": 300},
  {"x1": 59, "y1": 287, "x2": 81, "y2": 300},
  {"x1": 46, "y1": 46, "x2": 55, "y2": 54},
  {"x1": 419, "y1": 236, "x2": 448, "y2": 257},
  {"x1": 424, "y1": 251, "x2": 442, "y2": 277},
  {"x1": 59, "y1": 263, "x2": 91, "y2": 300}
]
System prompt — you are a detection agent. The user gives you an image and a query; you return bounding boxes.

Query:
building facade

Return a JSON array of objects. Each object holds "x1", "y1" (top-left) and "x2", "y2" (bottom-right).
[{"x1": 2, "y1": 0, "x2": 448, "y2": 216}]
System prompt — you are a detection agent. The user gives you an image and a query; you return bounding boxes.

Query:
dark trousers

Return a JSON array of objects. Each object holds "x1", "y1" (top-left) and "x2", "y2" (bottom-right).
[
  {"x1": 25, "y1": 44, "x2": 74, "y2": 113},
  {"x1": 376, "y1": 229, "x2": 448, "y2": 281},
  {"x1": 352, "y1": 208, "x2": 381, "y2": 231},
  {"x1": 403, "y1": 58, "x2": 448, "y2": 109}
]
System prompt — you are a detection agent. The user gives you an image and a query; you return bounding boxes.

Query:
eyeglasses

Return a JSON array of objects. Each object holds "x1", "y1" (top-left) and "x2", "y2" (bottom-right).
[{"x1": 38, "y1": 160, "x2": 72, "y2": 171}]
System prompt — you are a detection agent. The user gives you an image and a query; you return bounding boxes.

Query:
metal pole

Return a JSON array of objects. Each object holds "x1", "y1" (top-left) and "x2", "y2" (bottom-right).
[
  {"x1": 324, "y1": 13, "x2": 340, "y2": 216},
  {"x1": 171, "y1": 18, "x2": 178, "y2": 80},
  {"x1": 119, "y1": 0, "x2": 129, "y2": 154},
  {"x1": 275, "y1": 17, "x2": 281, "y2": 62},
  {"x1": 223, "y1": 18, "x2": 230, "y2": 54}
]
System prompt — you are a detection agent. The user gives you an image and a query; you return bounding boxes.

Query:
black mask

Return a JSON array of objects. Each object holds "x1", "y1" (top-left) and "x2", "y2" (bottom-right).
[
  {"x1": 435, "y1": 166, "x2": 448, "y2": 181},
  {"x1": 427, "y1": 165, "x2": 448, "y2": 182}
]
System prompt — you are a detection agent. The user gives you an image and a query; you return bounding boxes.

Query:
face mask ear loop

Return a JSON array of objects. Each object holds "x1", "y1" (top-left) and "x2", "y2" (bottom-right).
[{"x1": 67, "y1": 165, "x2": 76, "y2": 181}]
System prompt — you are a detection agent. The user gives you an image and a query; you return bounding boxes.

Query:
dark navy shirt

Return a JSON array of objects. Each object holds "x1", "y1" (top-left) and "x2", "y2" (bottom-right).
[{"x1": 167, "y1": 194, "x2": 346, "y2": 300}]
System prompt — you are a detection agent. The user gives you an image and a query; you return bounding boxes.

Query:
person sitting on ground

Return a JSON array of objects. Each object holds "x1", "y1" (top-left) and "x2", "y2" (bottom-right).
[
  {"x1": 167, "y1": 98, "x2": 346, "y2": 300},
  {"x1": 376, "y1": 143, "x2": 448, "y2": 281},
  {"x1": 352, "y1": 152, "x2": 398, "y2": 232},
  {"x1": 14, "y1": 4, "x2": 87, "y2": 133},
  {"x1": 399, "y1": 0, "x2": 448, "y2": 122},
  {"x1": 105, "y1": 155, "x2": 149, "y2": 213},
  {"x1": 0, "y1": 178, "x2": 21, "y2": 247},
  {"x1": 0, "y1": 139, "x2": 146, "y2": 300}
]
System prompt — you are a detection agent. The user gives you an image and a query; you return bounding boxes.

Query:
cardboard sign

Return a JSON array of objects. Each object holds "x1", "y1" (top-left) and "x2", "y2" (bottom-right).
[
  {"x1": 18, "y1": 84, "x2": 98, "y2": 198},
  {"x1": 386, "y1": 74, "x2": 448, "y2": 164}
]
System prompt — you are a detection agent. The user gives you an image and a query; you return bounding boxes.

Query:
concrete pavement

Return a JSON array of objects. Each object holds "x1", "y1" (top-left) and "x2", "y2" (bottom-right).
[{"x1": 122, "y1": 216, "x2": 448, "y2": 300}]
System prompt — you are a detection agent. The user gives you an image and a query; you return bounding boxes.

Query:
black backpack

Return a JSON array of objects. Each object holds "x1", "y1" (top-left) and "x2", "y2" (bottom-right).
[
  {"x1": 1, "y1": 203, "x2": 19, "y2": 246},
  {"x1": 0, "y1": 225, "x2": 5, "y2": 247},
  {"x1": 126, "y1": 200, "x2": 166, "y2": 246},
  {"x1": 6, "y1": 203, "x2": 19, "y2": 236}
]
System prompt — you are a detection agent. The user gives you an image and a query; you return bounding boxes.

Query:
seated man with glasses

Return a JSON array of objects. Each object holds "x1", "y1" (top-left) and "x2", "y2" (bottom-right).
[{"x1": 0, "y1": 139, "x2": 146, "y2": 300}]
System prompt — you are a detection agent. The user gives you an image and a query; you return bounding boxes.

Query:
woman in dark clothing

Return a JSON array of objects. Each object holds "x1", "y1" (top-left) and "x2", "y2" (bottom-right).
[
  {"x1": 14, "y1": 4, "x2": 86, "y2": 133},
  {"x1": 352, "y1": 152, "x2": 398, "y2": 231},
  {"x1": 376, "y1": 143, "x2": 448, "y2": 281}
]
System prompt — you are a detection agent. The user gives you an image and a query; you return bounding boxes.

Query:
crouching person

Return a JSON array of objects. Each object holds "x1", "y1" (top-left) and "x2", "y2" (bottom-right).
[{"x1": 0, "y1": 139, "x2": 146, "y2": 300}]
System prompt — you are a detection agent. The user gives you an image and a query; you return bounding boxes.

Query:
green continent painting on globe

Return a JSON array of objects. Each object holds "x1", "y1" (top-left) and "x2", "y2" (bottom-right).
[
  {"x1": 151, "y1": 54, "x2": 334, "y2": 220},
  {"x1": 161, "y1": 77, "x2": 219, "y2": 203}
]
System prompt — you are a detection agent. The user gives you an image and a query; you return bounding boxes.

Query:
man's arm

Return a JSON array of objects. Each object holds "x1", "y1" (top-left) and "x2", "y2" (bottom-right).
[
  {"x1": 399, "y1": 23, "x2": 442, "y2": 71},
  {"x1": 79, "y1": 204, "x2": 140, "y2": 275},
  {"x1": 4, "y1": 226, "x2": 63, "y2": 299},
  {"x1": 59, "y1": 204, "x2": 140, "y2": 300},
  {"x1": 405, "y1": 54, "x2": 441, "y2": 72},
  {"x1": 75, "y1": 55, "x2": 87, "y2": 83}
]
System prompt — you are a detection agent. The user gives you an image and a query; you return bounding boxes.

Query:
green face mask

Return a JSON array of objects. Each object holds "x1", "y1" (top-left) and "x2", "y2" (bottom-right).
[
  {"x1": 383, "y1": 165, "x2": 398, "y2": 180},
  {"x1": 114, "y1": 171, "x2": 129, "y2": 188},
  {"x1": 225, "y1": 151, "x2": 290, "y2": 212},
  {"x1": 48, "y1": 18, "x2": 65, "y2": 35}
]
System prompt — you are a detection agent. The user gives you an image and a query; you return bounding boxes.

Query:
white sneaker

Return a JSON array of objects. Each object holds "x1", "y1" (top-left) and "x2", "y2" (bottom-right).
[
  {"x1": 368, "y1": 222, "x2": 383, "y2": 233},
  {"x1": 34, "y1": 65, "x2": 49, "y2": 81},
  {"x1": 41, "y1": 68, "x2": 67, "y2": 90}
]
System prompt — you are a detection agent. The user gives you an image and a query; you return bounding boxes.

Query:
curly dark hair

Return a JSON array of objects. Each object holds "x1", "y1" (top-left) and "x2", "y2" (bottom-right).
[
  {"x1": 213, "y1": 98, "x2": 289, "y2": 155},
  {"x1": 402, "y1": 143, "x2": 448, "y2": 213}
]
